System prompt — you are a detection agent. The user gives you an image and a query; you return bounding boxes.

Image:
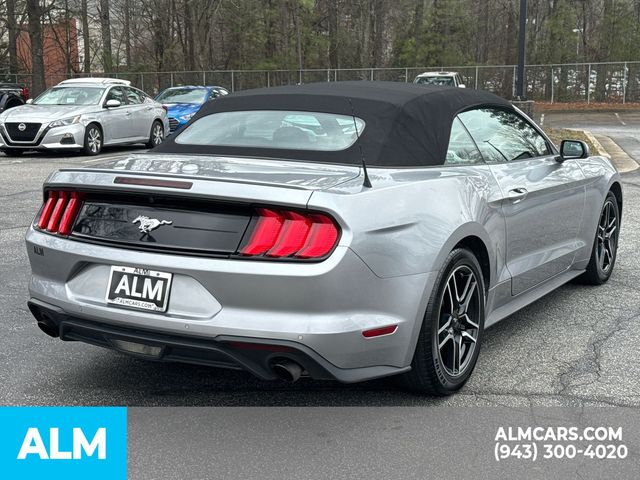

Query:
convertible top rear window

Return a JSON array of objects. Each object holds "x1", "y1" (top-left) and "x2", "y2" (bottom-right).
[{"x1": 175, "y1": 110, "x2": 365, "y2": 152}]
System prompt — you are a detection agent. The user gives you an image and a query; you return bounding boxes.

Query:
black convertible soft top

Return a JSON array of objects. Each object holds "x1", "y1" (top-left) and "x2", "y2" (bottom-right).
[{"x1": 154, "y1": 81, "x2": 512, "y2": 167}]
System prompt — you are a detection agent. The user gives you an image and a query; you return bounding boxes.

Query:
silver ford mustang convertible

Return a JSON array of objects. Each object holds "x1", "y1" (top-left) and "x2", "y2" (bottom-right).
[{"x1": 26, "y1": 82, "x2": 622, "y2": 395}]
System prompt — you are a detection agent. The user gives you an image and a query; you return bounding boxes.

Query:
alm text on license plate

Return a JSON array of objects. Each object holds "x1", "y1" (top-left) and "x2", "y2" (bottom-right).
[{"x1": 106, "y1": 266, "x2": 173, "y2": 312}]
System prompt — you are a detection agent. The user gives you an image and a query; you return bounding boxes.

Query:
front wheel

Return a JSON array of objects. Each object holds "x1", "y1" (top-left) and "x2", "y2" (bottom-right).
[
  {"x1": 146, "y1": 121, "x2": 164, "y2": 148},
  {"x1": 576, "y1": 192, "x2": 620, "y2": 285},
  {"x1": 399, "y1": 248, "x2": 485, "y2": 395},
  {"x1": 82, "y1": 124, "x2": 102, "y2": 156}
]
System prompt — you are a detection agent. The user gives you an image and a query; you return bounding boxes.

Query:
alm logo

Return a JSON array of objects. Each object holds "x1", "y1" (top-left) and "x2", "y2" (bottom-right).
[
  {"x1": 0, "y1": 407, "x2": 126, "y2": 480},
  {"x1": 17, "y1": 427, "x2": 106, "y2": 460}
]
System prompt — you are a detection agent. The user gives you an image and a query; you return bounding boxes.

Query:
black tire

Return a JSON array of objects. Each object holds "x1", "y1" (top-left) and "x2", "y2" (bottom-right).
[
  {"x1": 575, "y1": 192, "x2": 620, "y2": 285},
  {"x1": 1, "y1": 148, "x2": 24, "y2": 156},
  {"x1": 82, "y1": 123, "x2": 102, "y2": 156},
  {"x1": 146, "y1": 120, "x2": 164, "y2": 148},
  {"x1": 398, "y1": 248, "x2": 485, "y2": 395}
]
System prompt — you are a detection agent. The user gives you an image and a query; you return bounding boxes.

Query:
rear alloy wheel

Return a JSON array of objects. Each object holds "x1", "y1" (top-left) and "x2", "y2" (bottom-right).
[
  {"x1": 576, "y1": 192, "x2": 619, "y2": 285},
  {"x1": 83, "y1": 124, "x2": 102, "y2": 155},
  {"x1": 146, "y1": 121, "x2": 164, "y2": 148},
  {"x1": 399, "y1": 248, "x2": 485, "y2": 395}
]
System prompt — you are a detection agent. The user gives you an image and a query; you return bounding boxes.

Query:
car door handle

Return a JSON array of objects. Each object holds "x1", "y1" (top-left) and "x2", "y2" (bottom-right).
[
  {"x1": 507, "y1": 188, "x2": 528, "y2": 203},
  {"x1": 125, "y1": 111, "x2": 132, "y2": 116}
]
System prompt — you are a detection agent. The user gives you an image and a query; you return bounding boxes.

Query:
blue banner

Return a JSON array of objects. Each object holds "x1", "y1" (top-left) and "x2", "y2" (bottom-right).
[{"x1": 0, "y1": 407, "x2": 127, "y2": 479}]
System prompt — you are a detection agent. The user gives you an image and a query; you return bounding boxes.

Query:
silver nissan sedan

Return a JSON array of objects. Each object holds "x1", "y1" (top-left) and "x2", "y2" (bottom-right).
[
  {"x1": 25, "y1": 82, "x2": 622, "y2": 395},
  {"x1": 0, "y1": 78, "x2": 168, "y2": 156}
]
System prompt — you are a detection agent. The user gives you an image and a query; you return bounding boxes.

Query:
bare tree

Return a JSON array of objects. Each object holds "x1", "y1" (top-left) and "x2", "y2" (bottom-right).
[
  {"x1": 26, "y1": 0, "x2": 46, "y2": 94},
  {"x1": 123, "y1": 0, "x2": 132, "y2": 69},
  {"x1": 6, "y1": 0, "x2": 19, "y2": 74},
  {"x1": 81, "y1": 0, "x2": 91, "y2": 73},
  {"x1": 99, "y1": 0, "x2": 113, "y2": 72},
  {"x1": 328, "y1": 0, "x2": 339, "y2": 69}
]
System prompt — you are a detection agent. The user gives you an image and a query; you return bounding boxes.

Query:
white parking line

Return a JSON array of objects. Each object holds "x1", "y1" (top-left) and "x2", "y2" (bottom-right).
[{"x1": 615, "y1": 112, "x2": 627, "y2": 126}]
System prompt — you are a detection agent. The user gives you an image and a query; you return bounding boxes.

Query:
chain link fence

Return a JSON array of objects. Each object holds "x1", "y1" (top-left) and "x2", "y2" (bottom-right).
[{"x1": 2, "y1": 61, "x2": 639, "y2": 103}]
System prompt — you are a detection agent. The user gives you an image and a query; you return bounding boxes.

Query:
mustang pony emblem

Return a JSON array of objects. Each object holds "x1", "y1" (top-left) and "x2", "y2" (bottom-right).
[{"x1": 132, "y1": 215, "x2": 172, "y2": 234}]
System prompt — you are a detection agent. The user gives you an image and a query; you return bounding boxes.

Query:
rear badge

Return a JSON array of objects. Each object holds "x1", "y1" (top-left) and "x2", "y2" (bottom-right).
[{"x1": 132, "y1": 215, "x2": 172, "y2": 234}]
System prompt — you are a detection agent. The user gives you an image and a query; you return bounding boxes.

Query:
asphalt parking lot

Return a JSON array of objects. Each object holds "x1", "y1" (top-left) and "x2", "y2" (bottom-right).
[
  {"x1": 543, "y1": 109, "x2": 640, "y2": 163},
  {"x1": 1, "y1": 129, "x2": 640, "y2": 408}
]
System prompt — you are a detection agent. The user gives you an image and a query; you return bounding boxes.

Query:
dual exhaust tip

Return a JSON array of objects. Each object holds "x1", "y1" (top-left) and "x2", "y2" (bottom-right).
[
  {"x1": 33, "y1": 303, "x2": 306, "y2": 383},
  {"x1": 270, "y1": 358, "x2": 303, "y2": 383},
  {"x1": 35, "y1": 312, "x2": 59, "y2": 338},
  {"x1": 28, "y1": 302, "x2": 60, "y2": 338}
]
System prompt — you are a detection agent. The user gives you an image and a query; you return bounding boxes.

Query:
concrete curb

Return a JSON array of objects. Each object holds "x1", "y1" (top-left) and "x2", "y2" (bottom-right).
[
  {"x1": 566, "y1": 128, "x2": 639, "y2": 173},
  {"x1": 581, "y1": 130, "x2": 609, "y2": 158},
  {"x1": 592, "y1": 133, "x2": 639, "y2": 173}
]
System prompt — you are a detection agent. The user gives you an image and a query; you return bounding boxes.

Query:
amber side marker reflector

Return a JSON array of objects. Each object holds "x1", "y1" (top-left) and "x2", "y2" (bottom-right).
[
  {"x1": 114, "y1": 177, "x2": 193, "y2": 189},
  {"x1": 362, "y1": 325, "x2": 398, "y2": 338}
]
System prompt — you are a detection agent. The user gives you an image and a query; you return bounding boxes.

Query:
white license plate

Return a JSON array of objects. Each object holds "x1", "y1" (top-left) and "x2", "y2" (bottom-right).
[{"x1": 106, "y1": 266, "x2": 172, "y2": 313}]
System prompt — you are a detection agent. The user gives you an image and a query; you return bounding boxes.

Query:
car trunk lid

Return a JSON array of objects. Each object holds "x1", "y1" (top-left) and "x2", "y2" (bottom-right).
[
  {"x1": 82, "y1": 153, "x2": 361, "y2": 191},
  {"x1": 42, "y1": 154, "x2": 358, "y2": 257}
]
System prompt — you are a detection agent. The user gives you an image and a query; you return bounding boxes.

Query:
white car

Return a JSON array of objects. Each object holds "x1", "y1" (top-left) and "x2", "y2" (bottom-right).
[
  {"x1": 414, "y1": 71, "x2": 466, "y2": 88},
  {"x1": 0, "y1": 78, "x2": 169, "y2": 156}
]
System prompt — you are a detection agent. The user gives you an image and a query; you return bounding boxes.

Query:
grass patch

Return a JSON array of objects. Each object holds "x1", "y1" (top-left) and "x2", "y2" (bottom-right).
[{"x1": 543, "y1": 127, "x2": 599, "y2": 153}]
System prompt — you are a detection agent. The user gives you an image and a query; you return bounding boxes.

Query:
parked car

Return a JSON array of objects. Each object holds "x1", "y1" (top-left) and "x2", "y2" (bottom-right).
[
  {"x1": 25, "y1": 82, "x2": 621, "y2": 395},
  {"x1": 155, "y1": 85, "x2": 229, "y2": 133},
  {"x1": 0, "y1": 82, "x2": 29, "y2": 101},
  {"x1": 414, "y1": 71, "x2": 466, "y2": 88},
  {"x1": 0, "y1": 78, "x2": 168, "y2": 156},
  {"x1": 0, "y1": 82, "x2": 29, "y2": 113}
]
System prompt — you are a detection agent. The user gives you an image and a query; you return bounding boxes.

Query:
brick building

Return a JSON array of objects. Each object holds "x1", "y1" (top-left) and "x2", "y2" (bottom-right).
[{"x1": 17, "y1": 19, "x2": 80, "y2": 89}]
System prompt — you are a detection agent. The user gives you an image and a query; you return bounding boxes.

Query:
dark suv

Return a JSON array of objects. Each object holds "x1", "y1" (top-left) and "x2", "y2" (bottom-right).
[{"x1": 0, "y1": 83, "x2": 29, "y2": 112}]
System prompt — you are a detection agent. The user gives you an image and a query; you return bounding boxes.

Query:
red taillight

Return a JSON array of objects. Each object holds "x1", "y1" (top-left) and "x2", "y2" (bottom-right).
[
  {"x1": 22, "y1": 87, "x2": 29, "y2": 100},
  {"x1": 46, "y1": 191, "x2": 69, "y2": 232},
  {"x1": 37, "y1": 191, "x2": 58, "y2": 229},
  {"x1": 239, "y1": 208, "x2": 339, "y2": 260},
  {"x1": 36, "y1": 190, "x2": 84, "y2": 235},
  {"x1": 241, "y1": 209, "x2": 285, "y2": 255},
  {"x1": 58, "y1": 192, "x2": 83, "y2": 235},
  {"x1": 266, "y1": 211, "x2": 312, "y2": 258},
  {"x1": 162, "y1": 104, "x2": 168, "y2": 112},
  {"x1": 297, "y1": 214, "x2": 339, "y2": 259}
]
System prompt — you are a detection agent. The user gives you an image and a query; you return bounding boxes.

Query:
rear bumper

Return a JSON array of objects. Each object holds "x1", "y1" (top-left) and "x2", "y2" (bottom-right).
[
  {"x1": 28, "y1": 298, "x2": 410, "y2": 383},
  {"x1": 26, "y1": 227, "x2": 435, "y2": 381}
]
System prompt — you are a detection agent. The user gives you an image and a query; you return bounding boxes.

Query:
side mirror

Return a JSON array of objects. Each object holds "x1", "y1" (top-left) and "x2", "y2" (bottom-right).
[
  {"x1": 458, "y1": 84, "x2": 466, "y2": 88},
  {"x1": 26, "y1": 98, "x2": 33, "y2": 104},
  {"x1": 557, "y1": 139, "x2": 590, "y2": 163},
  {"x1": 105, "y1": 99, "x2": 121, "y2": 108}
]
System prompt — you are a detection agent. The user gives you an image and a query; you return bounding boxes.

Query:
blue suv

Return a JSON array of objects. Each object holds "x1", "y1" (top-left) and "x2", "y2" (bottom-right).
[{"x1": 155, "y1": 86, "x2": 229, "y2": 133}]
